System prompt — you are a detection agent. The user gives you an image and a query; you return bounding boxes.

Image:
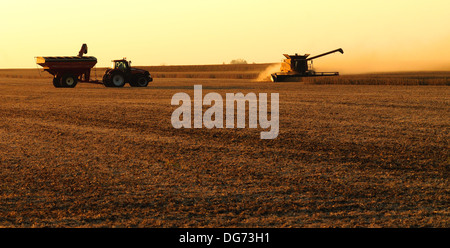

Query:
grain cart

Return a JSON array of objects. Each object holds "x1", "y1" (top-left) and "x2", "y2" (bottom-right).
[
  {"x1": 36, "y1": 44, "x2": 152, "y2": 88},
  {"x1": 271, "y1": 48, "x2": 344, "y2": 82}
]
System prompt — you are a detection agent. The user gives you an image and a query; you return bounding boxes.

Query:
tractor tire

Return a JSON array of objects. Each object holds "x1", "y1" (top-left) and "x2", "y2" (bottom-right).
[
  {"x1": 131, "y1": 74, "x2": 149, "y2": 87},
  {"x1": 60, "y1": 74, "x2": 78, "y2": 88},
  {"x1": 53, "y1": 77, "x2": 62, "y2": 88},
  {"x1": 102, "y1": 73, "x2": 111, "y2": 87},
  {"x1": 108, "y1": 71, "x2": 125, "y2": 87},
  {"x1": 103, "y1": 73, "x2": 116, "y2": 87}
]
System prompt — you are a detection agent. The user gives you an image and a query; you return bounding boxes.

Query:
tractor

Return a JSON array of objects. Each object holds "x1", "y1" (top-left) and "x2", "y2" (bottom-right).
[
  {"x1": 103, "y1": 59, "x2": 153, "y2": 87},
  {"x1": 36, "y1": 44, "x2": 153, "y2": 88}
]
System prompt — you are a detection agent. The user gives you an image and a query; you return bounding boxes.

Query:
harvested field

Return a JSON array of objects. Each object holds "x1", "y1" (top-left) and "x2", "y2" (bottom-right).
[
  {"x1": 2, "y1": 64, "x2": 450, "y2": 85},
  {"x1": 0, "y1": 64, "x2": 271, "y2": 81},
  {"x1": 0, "y1": 70, "x2": 449, "y2": 227},
  {"x1": 303, "y1": 71, "x2": 450, "y2": 85}
]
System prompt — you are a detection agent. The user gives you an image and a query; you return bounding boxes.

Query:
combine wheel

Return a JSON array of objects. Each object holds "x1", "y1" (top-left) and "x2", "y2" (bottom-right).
[
  {"x1": 61, "y1": 74, "x2": 78, "y2": 88},
  {"x1": 271, "y1": 74, "x2": 278, "y2": 82}
]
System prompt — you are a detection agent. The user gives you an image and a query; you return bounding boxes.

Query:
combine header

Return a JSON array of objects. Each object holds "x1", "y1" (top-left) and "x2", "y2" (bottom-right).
[
  {"x1": 271, "y1": 48, "x2": 344, "y2": 82},
  {"x1": 36, "y1": 44, "x2": 152, "y2": 88}
]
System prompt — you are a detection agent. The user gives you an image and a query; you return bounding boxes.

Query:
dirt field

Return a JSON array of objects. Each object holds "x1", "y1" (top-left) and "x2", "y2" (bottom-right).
[
  {"x1": 0, "y1": 71, "x2": 449, "y2": 227},
  {"x1": 2, "y1": 64, "x2": 450, "y2": 84}
]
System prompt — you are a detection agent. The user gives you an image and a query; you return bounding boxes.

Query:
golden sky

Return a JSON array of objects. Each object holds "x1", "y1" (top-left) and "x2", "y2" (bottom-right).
[{"x1": 1, "y1": 0, "x2": 449, "y2": 73}]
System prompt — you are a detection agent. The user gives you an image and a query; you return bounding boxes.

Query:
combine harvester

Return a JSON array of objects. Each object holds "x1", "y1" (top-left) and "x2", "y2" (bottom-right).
[
  {"x1": 36, "y1": 44, "x2": 152, "y2": 88},
  {"x1": 271, "y1": 48, "x2": 344, "y2": 82}
]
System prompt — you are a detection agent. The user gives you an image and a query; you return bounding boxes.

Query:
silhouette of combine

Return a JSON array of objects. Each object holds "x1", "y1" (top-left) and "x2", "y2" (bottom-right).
[{"x1": 271, "y1": 48, "x2": 344, "y2": 82}]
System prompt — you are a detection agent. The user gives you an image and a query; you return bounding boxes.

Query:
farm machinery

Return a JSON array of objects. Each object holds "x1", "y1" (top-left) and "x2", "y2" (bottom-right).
[
  {"x1": 36, "y1": 44, "x2": 152, "y2": 88},
  {"x1": 271, "y1": 48, "x2": 344, "y2": 82}
]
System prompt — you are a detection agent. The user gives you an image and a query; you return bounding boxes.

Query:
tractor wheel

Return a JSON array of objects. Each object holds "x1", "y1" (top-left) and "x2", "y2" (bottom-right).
[
  {"x1": 108, "y1": 71, "x2": 125, "y2": 87},
  {"x1": 131, "y1": 74, "x2": 149, "y2": 87},
  {"x1": 102, "y1": 73, "x2": 111, "y2": 87},
  {"x1": 102, "y1": 72, "x2": 114, "y2": 87},
  {"x1": 53, "y1": 77, "x2": 62, "y2": 88},
  {"x1": 61, "y1": 74, "x2": 78, "y2": 88}
]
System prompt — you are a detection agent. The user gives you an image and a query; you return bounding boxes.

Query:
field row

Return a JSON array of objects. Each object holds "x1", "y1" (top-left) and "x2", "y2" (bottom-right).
[{"x1": 0, "y1": 65, "x2": 449, "y2": 85}]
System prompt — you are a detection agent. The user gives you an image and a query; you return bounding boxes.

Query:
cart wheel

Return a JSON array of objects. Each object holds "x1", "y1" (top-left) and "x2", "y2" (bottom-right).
[
  {"x1": 53, "y1": 77, "x2": 62, "y2": 88},
  {"x1": 61, "y1": 74, "x2": 78, "y2": 88}
]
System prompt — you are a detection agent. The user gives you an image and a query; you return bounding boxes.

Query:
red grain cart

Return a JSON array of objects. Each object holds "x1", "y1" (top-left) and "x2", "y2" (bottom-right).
[{"x1": 36, "y1": 56, "x2": 98, "y2": 88}]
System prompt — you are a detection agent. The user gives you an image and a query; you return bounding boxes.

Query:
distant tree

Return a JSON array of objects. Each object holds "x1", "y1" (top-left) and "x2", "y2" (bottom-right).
[{"x1": 229, "y1": 59, "x2": 248, "y2": 64}]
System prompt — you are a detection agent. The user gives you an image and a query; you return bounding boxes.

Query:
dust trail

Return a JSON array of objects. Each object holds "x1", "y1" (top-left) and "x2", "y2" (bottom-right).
[{"x1": 256, "y1": 63, "x2": 281, "y2": 81}]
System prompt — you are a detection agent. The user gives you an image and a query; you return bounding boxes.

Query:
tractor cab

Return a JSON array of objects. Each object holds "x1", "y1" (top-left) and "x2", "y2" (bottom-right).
[{"x1": 112, "y1": 59, "x2": 131, "y2": 72}]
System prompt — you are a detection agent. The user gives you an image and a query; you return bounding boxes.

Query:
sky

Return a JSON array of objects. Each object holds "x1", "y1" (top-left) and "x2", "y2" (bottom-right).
[{"x1": 1, "y1": 0, "x2": 450, "y2": 73}]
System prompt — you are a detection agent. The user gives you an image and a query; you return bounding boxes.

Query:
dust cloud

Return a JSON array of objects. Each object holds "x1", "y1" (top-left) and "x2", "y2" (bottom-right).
[{"x1": 256, "y1": 63, "x2": 281, "y2": 81}]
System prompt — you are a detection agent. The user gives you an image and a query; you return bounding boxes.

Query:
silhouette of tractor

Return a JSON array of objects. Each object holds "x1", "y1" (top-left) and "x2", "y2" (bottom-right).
[
  {"x1": 103, "y1": 59, "x2": 152, "y2": 87},
  {"x1": 36, "y1": 44, "x2": 152, "y2": 88}
]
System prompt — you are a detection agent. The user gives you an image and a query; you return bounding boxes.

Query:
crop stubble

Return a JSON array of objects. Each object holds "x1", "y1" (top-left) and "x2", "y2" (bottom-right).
[{"x1": 0, "y1": 75, "x2": 448, "y2": 227}]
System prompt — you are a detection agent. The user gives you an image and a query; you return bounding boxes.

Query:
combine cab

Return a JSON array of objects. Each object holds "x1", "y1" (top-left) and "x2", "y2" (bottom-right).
[
  {"x1": 271, "y1": 48, "x2": 344, "y2": 82},
  {"x1": 36, "y1": 44, "x2": 152, "y2": 88}
]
